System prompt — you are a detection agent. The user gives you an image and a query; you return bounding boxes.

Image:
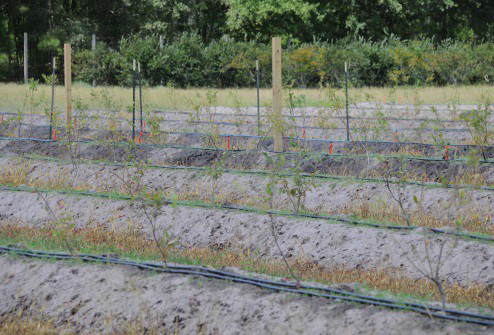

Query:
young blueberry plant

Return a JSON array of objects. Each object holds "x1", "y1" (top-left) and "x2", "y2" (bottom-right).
[
  {"x1": 62, "y1": 100, "x2": 88, "y2": 188},
  {"x1": 380, "y1": 155, "x2": 412, "y2": 226},
  {"x1": 131, "y1": 164, "x2": 176, "y2": 265},
  {"x1": 394, "y1": 177, "x2": 459, "y2": 313},
  {"x1": 35, "y1": 189, "x2": 78, "y2": 255},
  {"x1": 279, "y1": 151, "x2": 318, "y2": 214},
  {"x1": 459, "y1": 98, "x2": 493, "y2": 161},
  {"x1": 206, "y1": 151, "x2": 227, "y2": 206},
  {"x1": 264, "y1": 152, "x2": 301, "y2": 288}
]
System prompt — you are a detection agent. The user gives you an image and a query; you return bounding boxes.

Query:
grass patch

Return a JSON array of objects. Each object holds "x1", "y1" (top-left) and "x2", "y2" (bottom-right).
[
  {"x1": 1, "y1": 83, "x2": 494, "y2": 112},
  {"x1": 0, "y1": 304, "x2": 169, "y2": 334}
]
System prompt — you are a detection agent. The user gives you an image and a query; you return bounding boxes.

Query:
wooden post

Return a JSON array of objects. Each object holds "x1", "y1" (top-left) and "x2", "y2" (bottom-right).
[
  {"x1": 272, "y1": 37, "x2": 282, "y2": 152},
  {"x1": 159, "y1": 35, "x2": 163, "y2": 50},
  {"x1": 64, "y1": 44, "x2": 72, "y2": 127},
  {"x1": 23, "y1": 33, "x2": 28, "y2": 84}
]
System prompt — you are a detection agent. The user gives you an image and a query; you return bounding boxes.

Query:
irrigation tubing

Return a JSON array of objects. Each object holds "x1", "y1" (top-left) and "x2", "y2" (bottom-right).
[
  {"x1": 2, "y1": 103, "x2": 487, "y2": 115},
  {"x1": 16, "y1": 154, "x2": 494, "y2": 193},
  {"x1": 0, "y1": 111, "x2": 487, "y2": 129},
  {"x1": 1, "y1": 245, "x2": 493, "y2": 326},
  {"x1": 2, "y1": 125, "x2": 494, "y2": 158},
  {"x1": 4, "y1": 104, "x2": 494, "y2": 126},
  {"x1": 2, "y1": 114, "x2": 485, "y2": 134},
  {"x1": 0, "y1": 185, "x2": 492, "y2": 242},
  {"x1": 1, "y1": 135, "x2": 494, "y2": 166},
  {"x1": 2, "y1": 114, "x2": 494, "y2": 151}
]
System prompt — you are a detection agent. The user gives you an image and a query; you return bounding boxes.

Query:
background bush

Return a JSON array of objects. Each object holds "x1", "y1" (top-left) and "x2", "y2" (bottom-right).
[{"x1": 69, "y1": 34, "x2": 494, "y2": 88}]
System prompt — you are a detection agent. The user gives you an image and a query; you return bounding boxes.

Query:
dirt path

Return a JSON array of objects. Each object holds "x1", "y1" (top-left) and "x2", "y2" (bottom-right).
[{"x1": 1, "y1": 256, "x2": 492, "y2": 335}]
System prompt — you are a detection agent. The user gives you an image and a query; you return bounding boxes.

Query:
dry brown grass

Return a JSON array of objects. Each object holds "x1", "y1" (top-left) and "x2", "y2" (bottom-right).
[
  {"x1": 346, "y1": 199, "x2": 494, "y2": 236},
  {"x1": 0, "y1": 315, "x2": 64, "y2": 334},
  {"x1": 1, "y1": 83, "x2": 494, "y2": 113},
  {"x1": 0, "y1": 222, "x2": 492, "y2": 310},
  {"x1": 0, "y1": 159, "x2": 491, "y2": 236},
  {"x1": 0, "y1": 307, "x2": 171, "y2": 335},
  {"x1": 0, "y1": 161, "x2": 97, "y2": 192}
]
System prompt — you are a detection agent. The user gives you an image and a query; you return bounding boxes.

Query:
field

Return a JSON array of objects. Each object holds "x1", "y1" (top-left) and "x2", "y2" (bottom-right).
[
  {"x1": 1, "y1": 83, "x2": 494, "y2": 334},
  {"x1": 2, "y1": 82, "x2": 494, "y2": 110}
]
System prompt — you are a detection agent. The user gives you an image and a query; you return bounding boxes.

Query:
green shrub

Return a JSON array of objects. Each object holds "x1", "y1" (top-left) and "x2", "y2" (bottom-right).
[{"x1": 68, "y1": 35, "x2": 494, "y2": 88}]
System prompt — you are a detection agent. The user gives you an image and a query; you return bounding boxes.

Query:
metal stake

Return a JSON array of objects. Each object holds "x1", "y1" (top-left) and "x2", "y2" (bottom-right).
[
  {"x1": 256, "y1": 59, "x2": 260, "y2": 136},
  {"x1": 50, "y1": 57, "x2": 56, "y2": 140},
  {"x1": 345, "y1": 62, "x2": 350, "y2": 142},
  {"x1": 139, "y1": 63, "x2": 143, "y2": 131},
  {"x1": 132, "y1": 59, "x2": 136, "y2": 141}
]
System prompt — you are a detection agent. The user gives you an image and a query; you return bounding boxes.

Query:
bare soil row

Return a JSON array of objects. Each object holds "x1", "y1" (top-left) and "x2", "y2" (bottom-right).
[
  {"x1": 0, "y1": 112, "x2": 484, "y2": 145},
  {"x1": 2, "y1": 256, "x2": 489, "y2": 335},
  {"x1": 0, "y1": 190, "x2": 493, "y2": 287},
  {"x1": 2, "y1": 137, "x2": 494, "y2": 183},
  {"x1": 0, "y1": 156, "x2": 491, "y2": 229}
]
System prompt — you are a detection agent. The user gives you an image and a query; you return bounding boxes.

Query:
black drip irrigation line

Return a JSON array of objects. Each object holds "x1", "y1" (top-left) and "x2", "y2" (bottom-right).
[
  {"x1": 17, "y1": 154, "x2": 494, "y2": 193},
  {"x1": 1, "y1": 135, "x2": 494, "y2": 165},
  {"x1": 1, "y1": 245, "x2": 493, "y2": 326},
  {"x1": 3, "y1": 126, "x2": 494, "y2": 158},
  {"x1": 1, "y1": 114, "x2": 483, "y2": 135},
  {"x1": 2, "y1": 114, "x2": 494, "y2": 151},
  {"x1": 2, "y1": 111, "x2": 494, "y2": 150},
  {"x1": 7, "y1": 109, "x2": 494, "y2": 125},
  {"x1": 1, "y1": 185, "x2": 492, "y2": 242}
]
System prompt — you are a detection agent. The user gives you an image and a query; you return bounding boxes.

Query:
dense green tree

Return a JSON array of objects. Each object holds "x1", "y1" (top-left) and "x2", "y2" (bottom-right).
[
  {"x1": 1, "y1": 0, "x2": 494, "y2": 82},
  {"x1": 224, "y1": 0, "x2": 494, "y2": 42}
]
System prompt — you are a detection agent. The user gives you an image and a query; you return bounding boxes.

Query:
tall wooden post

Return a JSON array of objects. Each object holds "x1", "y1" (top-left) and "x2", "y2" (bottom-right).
[
  {"x1": 272, "y1": 37, "x2": 282, "y2": 152},
  {"x1": 64, "y1": 44, "x2": 72, "y2": 127},
  {"x1": 23, "y1": 33, "x2": 28, "y2": 84}
]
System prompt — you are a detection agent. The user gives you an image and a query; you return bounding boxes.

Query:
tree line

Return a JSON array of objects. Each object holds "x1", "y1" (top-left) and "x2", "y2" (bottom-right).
[{"x1": 1, "y1": 0, "x2": 494, "y2": 86}]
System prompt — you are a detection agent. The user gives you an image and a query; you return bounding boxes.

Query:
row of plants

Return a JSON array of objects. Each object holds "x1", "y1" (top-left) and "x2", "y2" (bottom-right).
[
  {"x1": 0, "y1": 84, "x2": 490, "y2": 312},
  {"x1": 69, "y1": 34, "x2": 494, "y2": 88},
  {"x1": 0, "y1": 137, "x2": 483, "y2": 312}
]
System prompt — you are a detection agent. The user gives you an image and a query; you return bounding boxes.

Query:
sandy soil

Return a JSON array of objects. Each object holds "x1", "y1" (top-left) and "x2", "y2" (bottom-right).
[
  {"x1": 1, "y1": 139, "x2": 494, "y2": 183},
  {"x1": 0, "y1": 190, "x2": 493, "y2": 287},
  {"x1": 0, "y1": 157, "x2": 491, "y2": 224},
  {"x1": 0, "y1": 106, "x2": 493, "y2": 333},
  {"x1": 1, "y1": 256, "x2": 492, "y2": 335},
  {"x1": 2, "y1": 103, "x2": 494, "y2": 146},
  {"x1": 0, "y1": 115, "x2": 477, "y2": 144}
]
